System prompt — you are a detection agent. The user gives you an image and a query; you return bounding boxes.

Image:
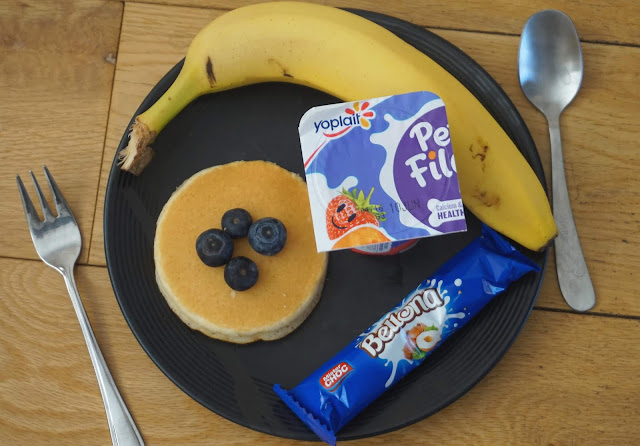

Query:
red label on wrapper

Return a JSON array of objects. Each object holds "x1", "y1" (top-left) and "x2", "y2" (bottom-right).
[{"x1": 320, "y1": 362, "x2": 353, "y2": 392}]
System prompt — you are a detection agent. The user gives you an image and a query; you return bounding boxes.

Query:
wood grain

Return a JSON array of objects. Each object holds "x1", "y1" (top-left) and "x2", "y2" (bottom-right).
[
  {"x1": 89, "y1": 2, "x2": 640, "y2": 318},
  {"x1": 0, "y1": 257, "x2": 638, "y2": 445},
  {"x1": 126, "y1": 0, "x2": 640, "y2": 46},
  {"x1": 87, "y1": 3, "x2": 225, "y2": 266},
  {"x1": 434, "y1": 29, "x2": 640, "y2": 316},
  {"x1": 0, "y1": 0, "x2": 123, "y2": 264},
  {"x1": 3, "y1": 2, "x2": 639, "y2": 445}
]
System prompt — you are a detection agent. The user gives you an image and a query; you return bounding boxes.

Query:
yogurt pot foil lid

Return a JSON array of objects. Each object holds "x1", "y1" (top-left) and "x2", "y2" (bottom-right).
[{"x1": 299, "y1": 91, "x2": 467, "y2": 253}]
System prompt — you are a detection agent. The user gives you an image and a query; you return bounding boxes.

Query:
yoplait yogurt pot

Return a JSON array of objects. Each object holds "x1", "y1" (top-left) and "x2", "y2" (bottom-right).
[{"x1": 299, "y1": 91, "x2": 467, "y2": 254}]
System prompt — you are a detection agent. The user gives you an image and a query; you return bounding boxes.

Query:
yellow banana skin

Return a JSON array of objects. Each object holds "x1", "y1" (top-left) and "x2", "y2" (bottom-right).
[{"x1": 118, "y1": 1, "x2": 557, "y2": 251}]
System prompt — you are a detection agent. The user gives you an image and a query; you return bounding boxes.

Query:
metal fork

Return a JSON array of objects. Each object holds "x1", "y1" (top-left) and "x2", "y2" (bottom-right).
[{"x1": 17, "y1": 166, "x2": 144, "y2": 446}]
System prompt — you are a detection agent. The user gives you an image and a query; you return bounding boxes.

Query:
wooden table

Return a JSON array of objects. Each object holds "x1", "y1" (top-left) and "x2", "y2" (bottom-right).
[{"x1": 1, "y1": 1, "x2": 638, "y2": 444}]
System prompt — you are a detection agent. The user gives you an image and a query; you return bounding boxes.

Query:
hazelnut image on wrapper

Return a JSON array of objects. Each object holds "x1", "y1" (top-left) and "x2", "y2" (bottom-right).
[{"x1": 416, "y1": 329, "x2": 441, "y2": 352}]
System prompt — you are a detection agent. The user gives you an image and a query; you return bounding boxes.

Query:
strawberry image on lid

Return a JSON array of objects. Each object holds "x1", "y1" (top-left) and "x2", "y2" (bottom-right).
[
  {"x1": 324, "y1": 187, "x2": 395, "y2": 251},
  {"x1": 325, "y1": 187, "x2": 385, "y2": 240}
]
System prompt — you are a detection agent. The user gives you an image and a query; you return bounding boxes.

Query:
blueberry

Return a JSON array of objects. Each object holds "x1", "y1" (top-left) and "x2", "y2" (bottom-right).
[
  {"x1": 196, "y1": 229, "x2": 233, "y2": 267},
  {"x1": 248, "y1": 217, "x2": 287, "y2": 256},
  {"x1": 221, "y1": 208, "x2": 253, "y2": 239},
  {"x1": 224, "y1": 257, "x2": 259, "y2": 291}
]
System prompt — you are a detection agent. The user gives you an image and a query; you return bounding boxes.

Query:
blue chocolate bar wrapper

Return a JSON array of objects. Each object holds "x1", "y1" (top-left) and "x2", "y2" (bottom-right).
[{"x1": 274, "y1": 225, "x2": 539, "y2": 445}]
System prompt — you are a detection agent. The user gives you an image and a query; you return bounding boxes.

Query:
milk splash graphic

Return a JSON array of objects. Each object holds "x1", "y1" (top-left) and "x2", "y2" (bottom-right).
[
  {"x1": 370, "y1": 99, "x2": 451, "y2": 234},
  {"x1": 358, "y1": 278, "x2": 465, "y2": 388}
]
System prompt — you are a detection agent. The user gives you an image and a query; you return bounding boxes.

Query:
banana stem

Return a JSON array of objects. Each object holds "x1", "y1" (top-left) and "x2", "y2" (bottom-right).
[{"x1": 118, "y1": 67, "x2": 204, "y2": 174}]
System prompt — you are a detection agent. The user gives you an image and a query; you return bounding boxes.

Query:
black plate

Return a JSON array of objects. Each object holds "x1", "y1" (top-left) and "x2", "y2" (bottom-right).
[{"x1": 104, "y1": 9, "x2": 547, "y2": 441}]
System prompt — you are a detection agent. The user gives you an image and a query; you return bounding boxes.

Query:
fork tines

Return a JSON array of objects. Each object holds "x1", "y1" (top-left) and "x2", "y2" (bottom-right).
[{"x1": 16, "y1": 165, "x2": 71, "y2": 226}]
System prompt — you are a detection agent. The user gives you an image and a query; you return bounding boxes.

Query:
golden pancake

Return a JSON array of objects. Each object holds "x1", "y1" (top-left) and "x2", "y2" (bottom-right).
[{"x1": 154, "y1": 161, "x2": 328, "y2": 343}]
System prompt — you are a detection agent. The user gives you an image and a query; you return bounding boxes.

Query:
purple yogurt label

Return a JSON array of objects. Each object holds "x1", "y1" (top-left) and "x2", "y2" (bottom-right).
[{"x1": 299, "y1": 91, "x2": 466, "y2": 252}]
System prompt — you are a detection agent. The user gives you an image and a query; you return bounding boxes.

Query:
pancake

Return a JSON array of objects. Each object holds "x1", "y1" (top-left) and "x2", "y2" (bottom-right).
[{"x1": 154, "y1": 161, "x2": 328, "y2": 343}]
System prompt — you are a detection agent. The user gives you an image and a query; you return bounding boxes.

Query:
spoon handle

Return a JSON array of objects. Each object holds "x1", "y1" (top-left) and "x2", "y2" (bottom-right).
[{"x1": 548, "y1": 115, "x2": 595, "y2": 312}]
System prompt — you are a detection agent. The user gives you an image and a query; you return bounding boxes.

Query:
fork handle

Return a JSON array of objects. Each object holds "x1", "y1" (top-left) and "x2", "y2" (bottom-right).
[
  {"x1": 62, "y1": 267, "x2": 145, "y2": 446},
  {"x1": 548, "y1": 115, "x2": 596, "y2": 312}
]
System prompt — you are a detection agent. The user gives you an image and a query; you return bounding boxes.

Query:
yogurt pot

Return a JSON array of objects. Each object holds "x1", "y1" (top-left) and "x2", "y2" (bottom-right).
[{"x1": 298, "y1": 91, "x2": 467, "y2": 254}]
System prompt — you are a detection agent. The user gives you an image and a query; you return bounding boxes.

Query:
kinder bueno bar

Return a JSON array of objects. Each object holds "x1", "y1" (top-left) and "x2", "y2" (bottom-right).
[
  {"x1": 274, "y1": 226, "x2": 539, "y2": 445},
  {"x1": 299, "y1": 91, "x2": 467, "y2": 254}
]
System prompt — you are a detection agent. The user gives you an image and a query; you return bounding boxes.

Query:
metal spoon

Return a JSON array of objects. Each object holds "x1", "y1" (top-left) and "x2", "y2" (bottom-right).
[{"x1": 518, "y1": 10, "x2": 595, "y2": 312}]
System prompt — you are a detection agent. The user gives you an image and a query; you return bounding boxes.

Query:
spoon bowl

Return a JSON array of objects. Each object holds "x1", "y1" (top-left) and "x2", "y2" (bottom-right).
[{"x1": 519, "y1": 10, "x2": 583, "y2": 118}]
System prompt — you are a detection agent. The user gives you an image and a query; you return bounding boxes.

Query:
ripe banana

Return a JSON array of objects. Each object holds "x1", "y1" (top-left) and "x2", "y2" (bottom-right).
[{"x1": 118, "y1": 2, "x2": 557, "y2": 251}]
